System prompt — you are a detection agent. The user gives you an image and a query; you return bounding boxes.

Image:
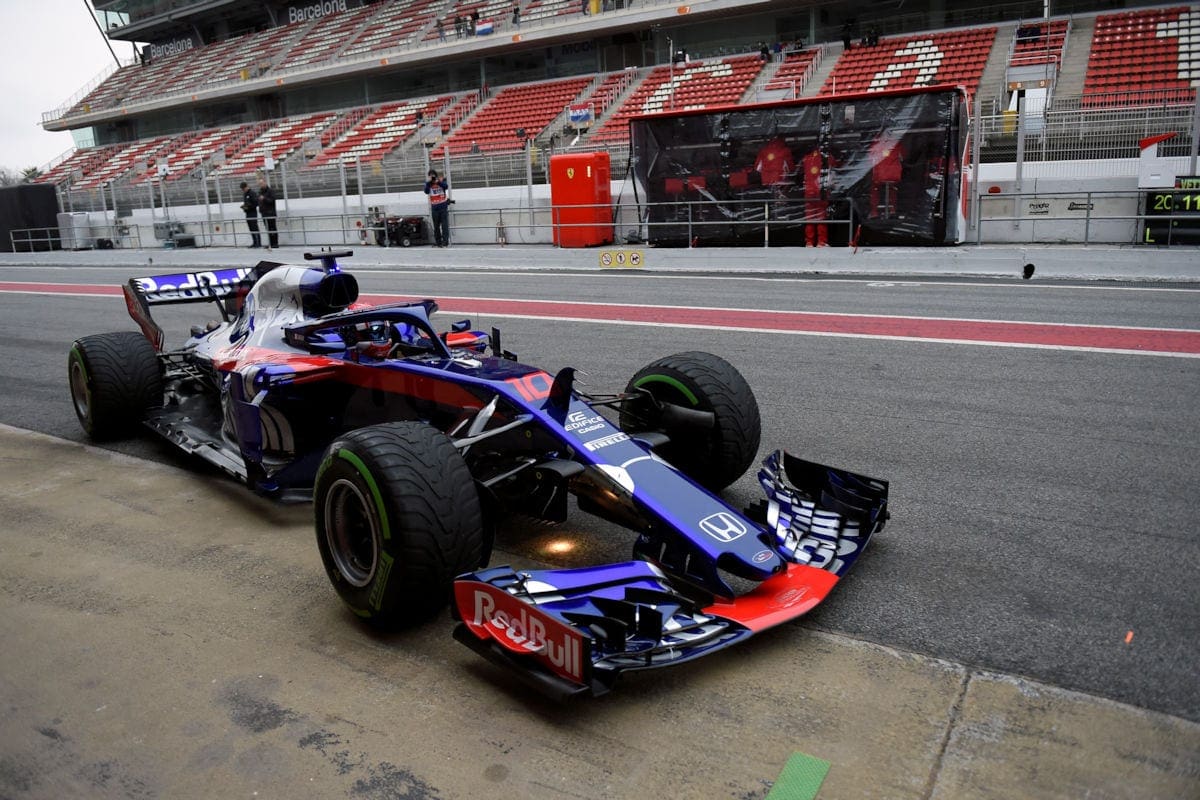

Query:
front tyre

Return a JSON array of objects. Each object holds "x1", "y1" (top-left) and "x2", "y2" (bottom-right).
[
  {"x1": 68, "y1": 331, "x2": 163, "y2": 440},
  {"x1": 620, "y1": 351, "x2": 761, "y2": 491},
  {"x1": 314, "y1": 422, "x2": 485, "y2": 627}
]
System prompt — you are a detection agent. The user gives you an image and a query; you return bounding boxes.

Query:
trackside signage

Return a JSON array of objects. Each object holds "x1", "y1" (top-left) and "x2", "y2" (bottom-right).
[
  {"x1": 455, "y1": 581, "x2": 589, "y2": 685},
  {"x1": 148, "y1": 34, "x2": 198, "y2": 60},
  {"x1": 286, "y1": 0, "x2": 362, "y2": 24}
]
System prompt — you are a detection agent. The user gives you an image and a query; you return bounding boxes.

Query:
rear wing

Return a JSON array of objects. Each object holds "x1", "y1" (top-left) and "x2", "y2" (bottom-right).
[{"x1": 123, "y1": 263, "x2": 279, "y2": 351}]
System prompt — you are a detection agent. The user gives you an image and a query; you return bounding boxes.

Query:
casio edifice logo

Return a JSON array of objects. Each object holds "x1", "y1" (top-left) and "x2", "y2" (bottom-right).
[{"x1": 699, "y1": 512, "x2": 747, "y2": 543}]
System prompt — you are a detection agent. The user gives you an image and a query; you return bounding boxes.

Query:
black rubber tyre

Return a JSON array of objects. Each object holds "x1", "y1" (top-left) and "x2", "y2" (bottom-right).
[
  {"x1": 314, "y1": 422, "x2": 485, "y2": 628},
  {"x1": 619, "y1": 351, "x2": 761, "y2": 491},
  {"x1": 68, "y1": 331, "x2": 163, "y2": 440},
  {"x1": 400, "y1": 235, "x2": 412, "y2": 247}
]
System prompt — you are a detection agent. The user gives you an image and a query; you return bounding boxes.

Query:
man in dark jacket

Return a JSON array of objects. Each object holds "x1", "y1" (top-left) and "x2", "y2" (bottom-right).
[
  {"x1": 240, "y1": 182, "x2": 261, "y2": 248},
  {"x1": 424, "y1": 169, "x2": 450, "y2": 247},
  {"x1": 257, "y1": 176, "x2": 278, "y2": 249}
]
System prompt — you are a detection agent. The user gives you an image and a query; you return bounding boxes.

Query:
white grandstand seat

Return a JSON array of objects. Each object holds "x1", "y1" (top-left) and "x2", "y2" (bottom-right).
[
  {"x1": 306, "y1": 96, "x2": 455, "y2": 167},
  {"x1": 129, "y1": 124, "x2": 271, "y2": 184},
  {"x1": 339, "y1": 0, "x2": 442, "y2": 58},
  {"x1": 74, "y1": 137, "x2": 173, "y2": 189},
  {"x1": 521, "y1": 0, "x2": 579, "y2": 24},
  {"x1": 819, "y1": 27, "x2": 997, "y2": 99},
  {"x1": 588, "y1": 55, "x2": 766, "y2": 145},
  {"x1": 35, "y1": 146, "x2": 123, "y2": 187},
  {"x1": 275, "y1": 5, "x2": 378, "y2": 69},
  {"x1": 213, "y1": 114, "x2": 337, "y2": 176}
]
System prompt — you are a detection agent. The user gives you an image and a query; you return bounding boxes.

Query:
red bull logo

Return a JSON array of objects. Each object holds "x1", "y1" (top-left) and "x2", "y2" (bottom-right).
[{"x1": 456, "y1": 581, "x2": 588, "y2": 684}]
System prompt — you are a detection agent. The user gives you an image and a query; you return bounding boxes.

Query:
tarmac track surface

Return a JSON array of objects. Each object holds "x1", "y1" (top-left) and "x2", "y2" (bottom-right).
[{"x1": 0, "y1": 260, "x2": 1198, "y2": 797}]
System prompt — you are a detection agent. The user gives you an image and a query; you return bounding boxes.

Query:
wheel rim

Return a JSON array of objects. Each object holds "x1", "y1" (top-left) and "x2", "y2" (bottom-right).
[
  {"x1": 324, "y1": 478, "x2": 380, "y2": 588},
  {"x1": 69, "y1": 356, "x2": 90, "y2": 421}
]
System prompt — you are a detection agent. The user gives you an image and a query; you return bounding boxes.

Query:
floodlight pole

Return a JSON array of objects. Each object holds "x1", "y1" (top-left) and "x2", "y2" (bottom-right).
[
  {"x1": 82, "y1": 0, "x2": 122, "y2": 67},
  {"x1": 526, "y1": 136, "x2": 534, "y2": 234},
  {"x1": 668, "y1": 35, "x2": 675, "y2": 110}
]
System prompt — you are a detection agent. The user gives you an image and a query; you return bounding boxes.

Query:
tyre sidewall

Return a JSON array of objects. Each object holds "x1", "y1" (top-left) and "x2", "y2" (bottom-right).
[
  {"x1": 313, "y1": 423, "x2": 485, "y2": 627},
  {"x1": 314, "y1": 446, "x2": 397, "y2": 620}
]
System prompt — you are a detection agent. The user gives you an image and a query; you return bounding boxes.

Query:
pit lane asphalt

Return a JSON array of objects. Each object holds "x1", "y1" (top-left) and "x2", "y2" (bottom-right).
[{"x1": 1, "y1": 250, "x2": 1198, "y2": 798}]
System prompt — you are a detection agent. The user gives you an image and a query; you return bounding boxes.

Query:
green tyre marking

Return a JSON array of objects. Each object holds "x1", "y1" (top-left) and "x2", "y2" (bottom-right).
[
  {"x1": 367, "y1": 551, "x2": 395, "y2": 611},
  {"x1": 633, "y1": 374, "x2": 699, "y2": 406},
  {"x1": 335, "y1": 448, "x2": 391, "y2": 541},
  {"x1": 69, "y1": 347, "x2": 92, "y2": 429}
]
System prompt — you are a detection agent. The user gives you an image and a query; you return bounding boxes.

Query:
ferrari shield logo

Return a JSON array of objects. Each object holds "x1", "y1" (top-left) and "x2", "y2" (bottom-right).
[{"x1": 567, "y1": 167, "x2": 575, "y2": 179}]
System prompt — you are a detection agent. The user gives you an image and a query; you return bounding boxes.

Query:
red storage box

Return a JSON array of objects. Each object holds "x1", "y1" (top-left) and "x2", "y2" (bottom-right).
[{"x1": 549, "y1": 152, "x2": 613, "y2": 247}]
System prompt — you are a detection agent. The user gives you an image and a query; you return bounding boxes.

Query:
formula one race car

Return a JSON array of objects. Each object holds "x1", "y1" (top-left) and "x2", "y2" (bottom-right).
[{"x1": 68, "y1": 251, "x2": 888, "y2": 698}]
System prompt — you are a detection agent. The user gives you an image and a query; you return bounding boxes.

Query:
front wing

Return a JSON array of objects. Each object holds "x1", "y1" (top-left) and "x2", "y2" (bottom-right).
[{"x1": 452, "y1": 451, "x2": 888, "y2": 698}]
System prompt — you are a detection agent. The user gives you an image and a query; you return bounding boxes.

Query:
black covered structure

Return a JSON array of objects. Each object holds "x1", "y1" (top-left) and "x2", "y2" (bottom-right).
[
  {"x1": 630, "y1": 86, "x2": 970, "y2": 247},
  {"x1": 0, "y1": 184, "x2": 59, "y2": 252}
]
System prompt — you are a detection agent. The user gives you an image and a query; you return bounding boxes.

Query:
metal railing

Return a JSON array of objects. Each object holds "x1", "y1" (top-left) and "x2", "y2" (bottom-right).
[
  {"x1": 10, "y1": 222, "x2": 144, "y2": 253},
  {"x1": 974, "y1": 188, "x2": 1199, "y2": 247},
  {"x1": 14, "y1": 190, "x2": 1197, "y2": 251}
]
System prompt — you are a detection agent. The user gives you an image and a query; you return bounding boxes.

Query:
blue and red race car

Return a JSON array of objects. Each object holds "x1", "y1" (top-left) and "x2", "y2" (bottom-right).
[{"x1": 67, "y1": 251, "x2": 888, "y2": 697}]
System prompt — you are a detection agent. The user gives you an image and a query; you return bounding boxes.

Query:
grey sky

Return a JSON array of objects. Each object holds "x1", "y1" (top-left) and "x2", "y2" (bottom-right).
[{"x1": 1, "y1": 0, "x2": 137, "y2": 172}]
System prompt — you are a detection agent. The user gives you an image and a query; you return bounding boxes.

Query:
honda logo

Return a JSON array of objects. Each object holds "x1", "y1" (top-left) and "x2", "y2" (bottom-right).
[{"x1": 699, "y1": 512, "x2": 747, "y2": 543}]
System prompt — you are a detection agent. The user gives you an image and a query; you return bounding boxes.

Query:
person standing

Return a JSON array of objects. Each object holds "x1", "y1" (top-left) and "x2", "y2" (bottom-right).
[
  {"x1": 436, "y1": 17, "x2": 445, "y2": 41},
  {"x1": 240, "y1": 181, "x2": 261, "y2": 248},
  {"x1": 257, "y1": 176, "x2": 279, "y2": 249},
  {"x1": 868, "y1": 132, "x2": 904, "y2": 218},
  {"x1": 512, "y1": 3, "x2": 520, "y2": 28},
  {"x1": 425, "y1": 169, "x2": 450, "y2": 247},
  {"x1": 801, "y1": 143, "x2": 838, "y2": 246}
]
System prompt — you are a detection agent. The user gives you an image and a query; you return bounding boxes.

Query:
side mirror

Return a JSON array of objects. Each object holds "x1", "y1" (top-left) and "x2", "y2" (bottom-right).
[{"x1": 451, "y1": 319, "x2": 471, "y2": 333}]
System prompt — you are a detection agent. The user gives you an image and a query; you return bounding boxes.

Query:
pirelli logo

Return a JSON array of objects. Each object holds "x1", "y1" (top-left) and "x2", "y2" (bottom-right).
[{"x1": 583, "y1": 432, "x2": 629, "y2": 452}]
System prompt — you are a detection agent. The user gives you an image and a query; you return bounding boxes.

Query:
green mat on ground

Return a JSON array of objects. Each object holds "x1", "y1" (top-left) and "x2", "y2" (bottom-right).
[{"x1": 765, "y1": 751, "x2": 830, "y2": 800}]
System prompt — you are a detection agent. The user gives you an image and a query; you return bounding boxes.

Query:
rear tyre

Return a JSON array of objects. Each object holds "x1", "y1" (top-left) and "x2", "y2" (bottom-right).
[
  {"x1": 619, "y1": 351, "x2": 761, "y2": 491},
  {"x1": 68, "y1": 331, "x2": 163, "y2": 440},
  {"x1": 314, "y1": 422, "x2": 485, "y2": 628}
]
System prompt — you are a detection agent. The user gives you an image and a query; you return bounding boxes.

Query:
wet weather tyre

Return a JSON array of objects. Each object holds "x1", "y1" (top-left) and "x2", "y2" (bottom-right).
[
  {"x1": 68, "y1": 331, "x2": 163, "y2": 440},
  {"x1": 314, "y1": 422, "x2": 485, "y2": 628},
  {"x1": 620, "y1": 351, "x2": 761, "y2": 491}
]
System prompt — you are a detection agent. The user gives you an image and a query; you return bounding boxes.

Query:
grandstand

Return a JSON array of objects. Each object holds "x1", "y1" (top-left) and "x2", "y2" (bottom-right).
[
  {"x1": 819, "y1": 27, "x2": 997, "y2": 99},
  {"x1": 1083, "y1": 5, "x2": 1200, "y2": 106},
  {"x1": 31, "y1": 1, "x2": 1199, "y2": 247}
]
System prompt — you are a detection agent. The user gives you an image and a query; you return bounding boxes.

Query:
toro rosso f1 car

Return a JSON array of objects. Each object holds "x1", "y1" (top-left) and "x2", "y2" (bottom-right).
[{"x1": 68, "y1": 251, "x2": 889, "y2": 698}]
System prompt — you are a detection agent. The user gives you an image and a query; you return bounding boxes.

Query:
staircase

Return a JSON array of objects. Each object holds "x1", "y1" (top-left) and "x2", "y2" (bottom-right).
[
  {"x1": 1052, "y1": 15, "x2": 1095, "y2": 100},
  {"x1": 744, "y1": 56, "x2": 787, "y2": 103},
  {"x1": 579, "y1": 67, "x2": 652, "y2": 145},
  {"x1": 976, "y1": 23, "x2": 1018, "y2": 110},
  {"x1": 800, "y1": 43, "x2": 843, "y2": 97}
]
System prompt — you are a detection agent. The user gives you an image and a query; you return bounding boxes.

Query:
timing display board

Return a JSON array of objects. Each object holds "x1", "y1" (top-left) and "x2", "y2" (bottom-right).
[{"x1": 1142, "y1": 176, "x2": 1200, "y2": 246}]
